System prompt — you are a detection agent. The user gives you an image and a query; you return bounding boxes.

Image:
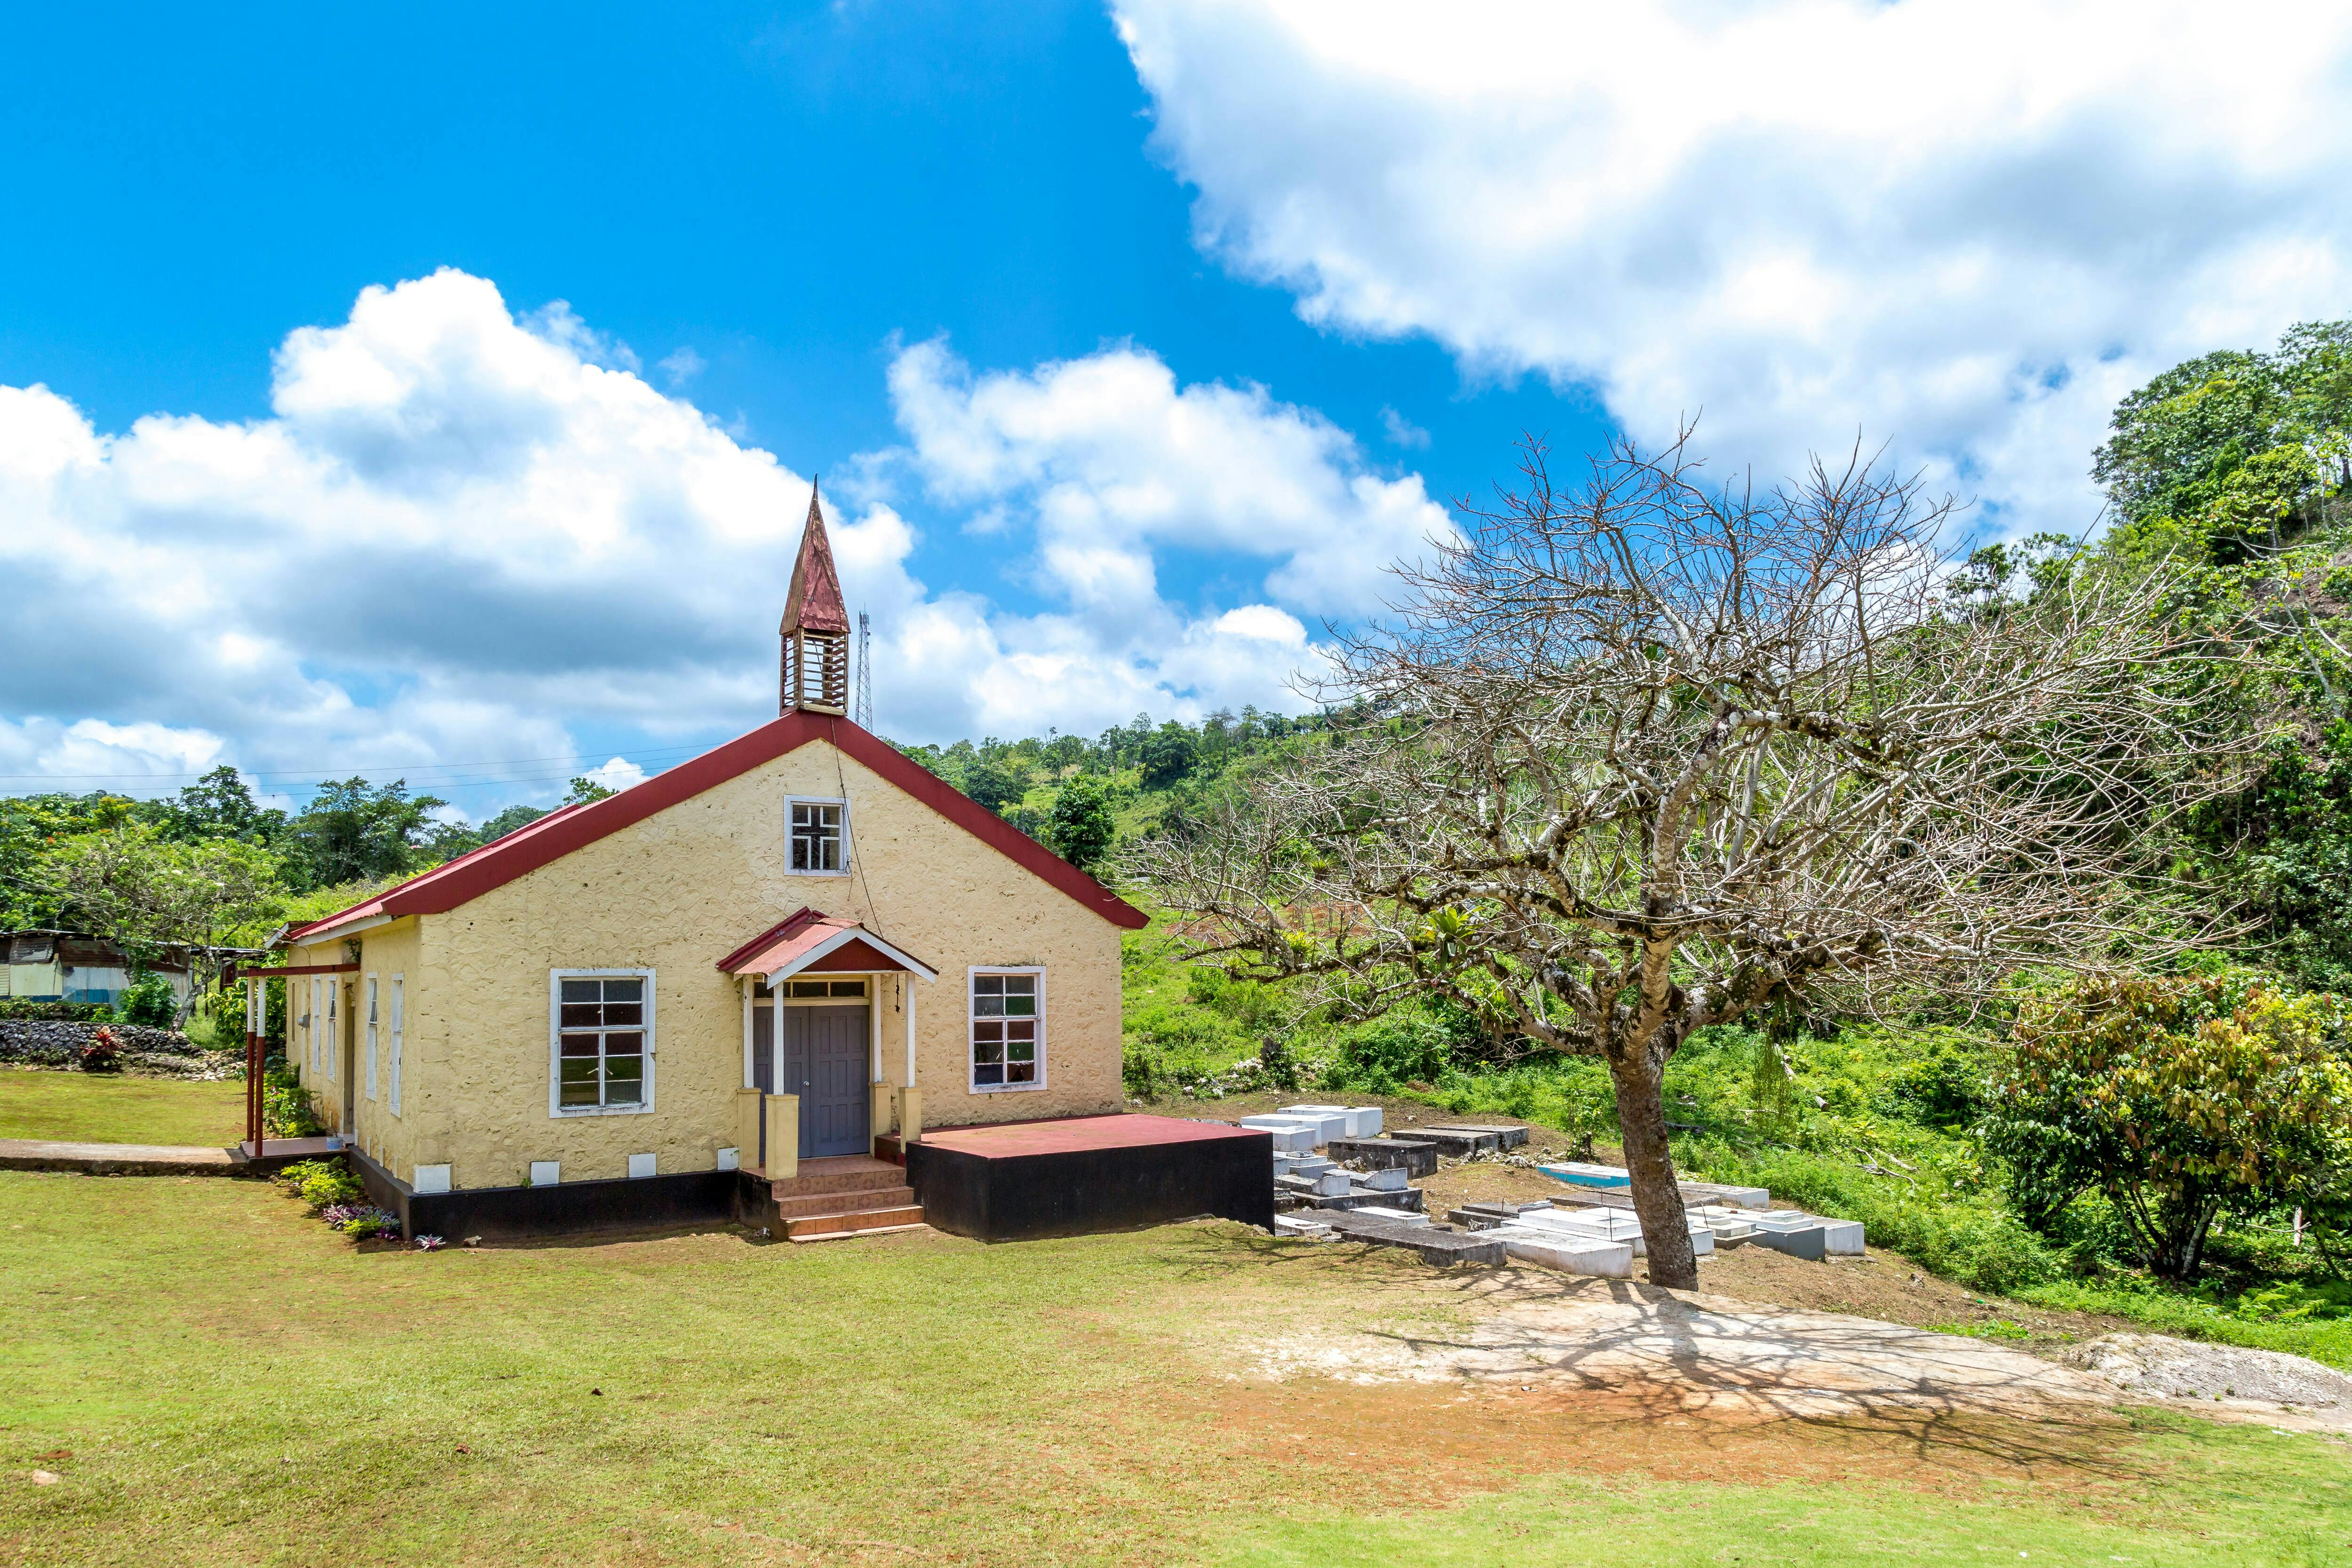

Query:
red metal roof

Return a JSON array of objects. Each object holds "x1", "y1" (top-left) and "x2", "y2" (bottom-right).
[
  {"x1": 282, "y1": 712, "x2": 1148, "y2": 943},
  {"x1": 716, "y1": 908, "x2": 937, "y2": 979},
  {"x1": 779, "y1": 484, "x2": 850, "y2": 636}
]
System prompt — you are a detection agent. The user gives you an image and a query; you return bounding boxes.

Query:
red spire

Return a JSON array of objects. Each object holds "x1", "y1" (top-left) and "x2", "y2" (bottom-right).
[{"x1": 780, "y1": 480, "x2": 850, "y2": 636}]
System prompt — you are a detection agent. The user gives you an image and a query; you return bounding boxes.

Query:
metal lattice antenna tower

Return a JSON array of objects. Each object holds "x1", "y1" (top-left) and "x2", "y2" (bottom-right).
[{"x1": 854, "y1": 610, "x2": 874, "y2": 729}]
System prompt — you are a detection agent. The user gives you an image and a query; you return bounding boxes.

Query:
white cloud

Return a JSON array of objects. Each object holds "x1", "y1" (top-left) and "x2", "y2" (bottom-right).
[
  {"x1": 1379, "y1": 406, "x2": 1429, "y2": 450},
  {"x1": 881, "y1": 336, "x2": 1454, "y2": 618},
  {"x1": 579, "y1": 755, "x2": 649, "y2": 793},
  {"x1": 0, "y1": 270, "x2": 1427, "y2": 805},
  {"x1": 659, "y1": 348, "x2": 706, "y2": 388},
  {"x1": 1115, "y1": 0, "x2": 2352, "y2": 533}
]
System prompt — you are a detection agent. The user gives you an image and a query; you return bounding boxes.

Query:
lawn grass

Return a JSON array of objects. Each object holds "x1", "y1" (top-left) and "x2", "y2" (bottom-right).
[
  {"x1": 0, "y1": 1069, "x2": 244, "y2": 1147},
  {"x1": 7, "y1": 1172, "x2": 2352, "y2": 1566}
]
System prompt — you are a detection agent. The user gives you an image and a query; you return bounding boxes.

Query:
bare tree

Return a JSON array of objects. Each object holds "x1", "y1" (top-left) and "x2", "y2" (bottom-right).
[{"x1": 1132, "y1": 433, "x2": 2252, "y2": 1290}]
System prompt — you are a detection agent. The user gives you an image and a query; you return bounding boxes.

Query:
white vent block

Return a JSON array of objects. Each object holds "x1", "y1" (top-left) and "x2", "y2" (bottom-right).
[
  {"x1": 411, "y1": 1163, "x2": 452, "y2": 1196},
  {"x1": 716, "y1": 1147, "x2": 740, "y2": 1172},
  {"x1": 627, "y1": 1153, "x2": 657, "y2": 1179},
  {"x1": 528, "y1": 1161, "x2": 560, "y2": 1187}
]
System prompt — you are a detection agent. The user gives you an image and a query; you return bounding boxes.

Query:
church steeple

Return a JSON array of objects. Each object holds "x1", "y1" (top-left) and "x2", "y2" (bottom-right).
[{"x1": 780, "y1": 480, "x2": 850, "y2": 715}]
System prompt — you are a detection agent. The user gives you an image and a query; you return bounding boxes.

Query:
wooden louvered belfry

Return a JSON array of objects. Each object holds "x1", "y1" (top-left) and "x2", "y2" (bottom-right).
[{"x1": 780, "y1": 481, "x2": 851, "y2": 715}]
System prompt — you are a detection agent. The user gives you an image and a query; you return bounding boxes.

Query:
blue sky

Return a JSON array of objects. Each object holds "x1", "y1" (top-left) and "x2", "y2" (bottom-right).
[{"x1": 4, "y1": 1, "x2": 2348, "y2": 819}]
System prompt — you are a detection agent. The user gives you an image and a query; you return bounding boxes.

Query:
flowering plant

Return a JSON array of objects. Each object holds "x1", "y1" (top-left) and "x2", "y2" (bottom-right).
[
  {"x1": 413, "y1": 1235, "x2": 446, "y2": 1251},
  {"x1": 79, "y1": 1026, "x2": 122, "y2": 1073}
]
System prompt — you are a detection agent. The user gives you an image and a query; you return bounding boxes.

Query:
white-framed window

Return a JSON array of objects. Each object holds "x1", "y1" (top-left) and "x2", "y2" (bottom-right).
[
  {"x1": 323, "y1": 982, "x2": 337, "y2": 1081},
  {"x1": 388, "y1": 975, "x2": 404, "y2": 1117},
  {"x1": 969, "y1": 966, "x2": 1044, "y2": 1092},
  {"x1": 364, "y1": 974, "x2": 379, "y2": 1101},
  {"x1": 549, "y1": 968, "x2": 655, "y2": 1117},
  {"x1": 305, "y1": 978, "x2": 318, "y2": 1076},
  {"x1": 786, "y1": 795, "x2": 850, "y2": 875}
]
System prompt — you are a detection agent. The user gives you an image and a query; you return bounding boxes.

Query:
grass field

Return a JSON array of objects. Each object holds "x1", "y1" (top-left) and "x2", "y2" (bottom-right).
[
  {"x1": 0, "y1": 1069, "x2": 243, "y2": 1148},
  {"x1": 6, "y1": 1172, "x2": 2350, "y2": 1567}
]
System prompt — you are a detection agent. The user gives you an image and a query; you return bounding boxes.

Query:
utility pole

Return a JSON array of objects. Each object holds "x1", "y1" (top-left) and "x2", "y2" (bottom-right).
[{"x1": 855, "y1": 610, "x2": 874, "y2": 729}]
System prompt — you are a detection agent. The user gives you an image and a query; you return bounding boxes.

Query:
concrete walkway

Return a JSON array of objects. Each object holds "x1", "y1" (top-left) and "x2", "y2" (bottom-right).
[{"x1": 0, "y1": 1138, "x2": 238, "y2": 1175}]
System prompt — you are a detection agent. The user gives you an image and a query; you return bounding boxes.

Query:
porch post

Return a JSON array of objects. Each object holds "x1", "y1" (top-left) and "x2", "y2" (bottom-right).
[
  {"x1": 245, "y1": 971, "x2": 263, "y2": 1156},
  {"x1": 739, "y1": 976, "x2": 753, "y2": 1089},
  {"x1": 869, "y1": 975, "x2": 889, "y2": 1139}
]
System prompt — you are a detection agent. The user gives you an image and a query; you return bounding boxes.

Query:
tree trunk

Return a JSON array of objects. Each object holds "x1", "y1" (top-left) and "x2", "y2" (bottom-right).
[{"x1": 1611, "y1": 1050, "x2": 1699, "y2": 1290}]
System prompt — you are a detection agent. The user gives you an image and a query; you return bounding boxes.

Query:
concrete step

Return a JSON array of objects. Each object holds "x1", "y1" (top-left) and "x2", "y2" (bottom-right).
[
  {"x1": 770, "y1": 1183, "x2": 914, "y2": 1219},
  {"x1": 768, "y1": 1156, "x2": 907, "y2": 1196},
  {"x1": 782, "y1": 1204, "x2": 926, "y2": 1241}
]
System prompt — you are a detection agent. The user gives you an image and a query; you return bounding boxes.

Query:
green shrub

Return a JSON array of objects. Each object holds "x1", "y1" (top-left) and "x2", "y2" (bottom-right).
[
  {"x1": 0, "y1": 998, "x2": 113, "y2": 1022},
  {"x1": 113, "y1": 971, "x2": 178, "y2": 1028},
  {"x1": 1677, "y1": 1140, "x2": 2064, "y2": 1297},
  {"x1": 280, "y1": 1157, "x2": 360, "y2": 1209},
  {"x1": 261, "y1": 1059, "x2": 325, "y2": 1138}
]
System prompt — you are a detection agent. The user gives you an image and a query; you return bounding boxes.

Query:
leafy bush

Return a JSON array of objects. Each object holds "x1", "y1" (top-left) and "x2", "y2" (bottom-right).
[
  {"x1": 1324, "y1": 1006, "x2": 1460, "y2": 1093},
  {"x1": 319, "y1": 1203, "x2": 401, "y2": 1241},
  {"x1": 1984, "y1": 972, "x2": 2352, "y2": 1280},
  {"x1": 0, "y1": 999, "x2": 113, "y2": 1022},
  {"x1": 281, "y1": 1158, "x2": 361, "y2": 1210},
  {"x1": 1679, "y1": 1140, "x2": 2064, "y2": 1297},
  {"x1": 261, "y1": 1059, "x2": 325, "y2": 1138},
  {"x1": 112, "y1": 971, "x2": 177, "y2": 1027}
]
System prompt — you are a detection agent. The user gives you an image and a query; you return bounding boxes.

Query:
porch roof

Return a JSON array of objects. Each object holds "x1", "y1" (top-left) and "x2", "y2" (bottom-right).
[{"x1": 717, "y1": 907, "x2": 939, "y2": 984}]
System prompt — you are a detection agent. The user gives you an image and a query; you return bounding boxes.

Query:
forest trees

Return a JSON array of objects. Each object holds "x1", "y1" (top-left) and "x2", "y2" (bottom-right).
[
  {"x1": 42, "y1": 827, "x2": 284, "y2": 1023},
  {"x1": 1136, "y1": 432, "x2": 2250, "y2": 1290}
]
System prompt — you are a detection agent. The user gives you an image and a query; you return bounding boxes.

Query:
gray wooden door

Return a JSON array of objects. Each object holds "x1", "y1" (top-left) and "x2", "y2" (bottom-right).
[{"x1": 781, "y1": 1005, "x2": 870, "y2": 1158}]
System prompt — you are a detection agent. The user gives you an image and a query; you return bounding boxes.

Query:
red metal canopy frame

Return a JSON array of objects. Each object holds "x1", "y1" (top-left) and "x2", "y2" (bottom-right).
[{"x1": 227, "y1": 962, "x2": 359, "y2": 1157}]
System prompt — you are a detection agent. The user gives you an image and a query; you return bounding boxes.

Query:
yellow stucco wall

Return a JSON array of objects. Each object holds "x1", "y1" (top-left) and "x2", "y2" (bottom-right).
[{"x1": 312, "y1": 738, "x2": 1124, "y2": 1192}]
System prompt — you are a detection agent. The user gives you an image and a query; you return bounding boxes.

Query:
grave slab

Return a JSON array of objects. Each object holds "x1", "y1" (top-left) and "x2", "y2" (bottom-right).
[
  {"x1": 1320, "y1": 1211, "x2": 1505, "y2": 1266},
  {"x1": 1421, "y1": 1122, "x2": 1530, "y2": 1150},
  {"x1": 1328, "y1": 1138, "x2": 1438, "y2": 1177},
  {"x1": 1491, "y1": 1230, "x2": 1637, "y2": 1279}
]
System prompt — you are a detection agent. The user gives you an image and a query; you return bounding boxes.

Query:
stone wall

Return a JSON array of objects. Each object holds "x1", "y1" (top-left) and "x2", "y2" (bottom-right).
[{"x1": 0, "y1": 1019, "x2": 201, "y2": 1070}]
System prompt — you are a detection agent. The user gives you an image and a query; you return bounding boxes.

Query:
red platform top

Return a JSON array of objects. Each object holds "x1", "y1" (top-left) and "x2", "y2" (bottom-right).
[{"x1": 919, "y1": 1113, "x2": 1267, "y2": 1158}]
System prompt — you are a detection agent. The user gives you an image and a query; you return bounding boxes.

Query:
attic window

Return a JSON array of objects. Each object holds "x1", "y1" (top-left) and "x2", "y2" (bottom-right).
[{"x1": 787, "y1": 797, "x2": 849, "y2": 875}]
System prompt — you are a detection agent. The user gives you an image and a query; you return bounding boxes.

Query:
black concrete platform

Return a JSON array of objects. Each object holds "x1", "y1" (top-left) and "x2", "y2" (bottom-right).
[
  {"x1": 905, "y1": 1114, "x2": 1273, "y2": 1242},
  {"x1": 350, "y1": 1149, "x2": 736, "y2": 1243}
]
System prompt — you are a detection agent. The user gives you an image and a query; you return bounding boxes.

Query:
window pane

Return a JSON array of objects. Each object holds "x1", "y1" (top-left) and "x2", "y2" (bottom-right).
[
  {"x1": 791, "y1": 803, "x2": 813, "y2": 826},
  {"x1": 559, "y1": 1060, "x2": 599, "y2": 1104},
  {"x1": 601, "y1": 1002, "x2": 643, "y2": 1026},
  {"x1": 973, "y1": 1061, "x2": 1005, "y2": 1086},
  {"x1": 828, "y1": 980, "x2": 864, "y2": 998},
  {"x1": 1002, "y1": 992, "x2": 1035, "y2": 1017},
  {"x1": 974, "y1": 975, "x2": 1003, "y2": 996},
  {"x1": 1005, "y1": 1020, "x2": 1035, "y2": 1044},
  {"x1": 1007, "y1": 1036, "x2": 1034, "y2": 1063},
  {"x1": 604, "y1": 1059, "x2": 644, "y2": 1103},
  {"x1": 604, "y1": 978, "x2": 642, "y2": 1002},
  {"x1": 560, "y1": 1032, "x2": 600, "y2": 1058},
  {"x1": 1007, "y1": 1059, "x2": 1036, "y2": 1084},
  {"x1": 791, "y1": 980, "x2": 826, "y2": 998},
  {"x1": 1003, "y1": 975, "x2": 1035, "y2": 997},
  {"x1": 973, "y1": 1021, "x2": 1003, "y2": 1045},
  {"x1": 560, "y1": 1003, "x2": 602, "y2": 1029},
  {"x1": 974, "y1": 994, "x2": 1003, "y2": 1017},
  {"x1": 561, "y1": 979, "x2": 600, "y2": 1004}
]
